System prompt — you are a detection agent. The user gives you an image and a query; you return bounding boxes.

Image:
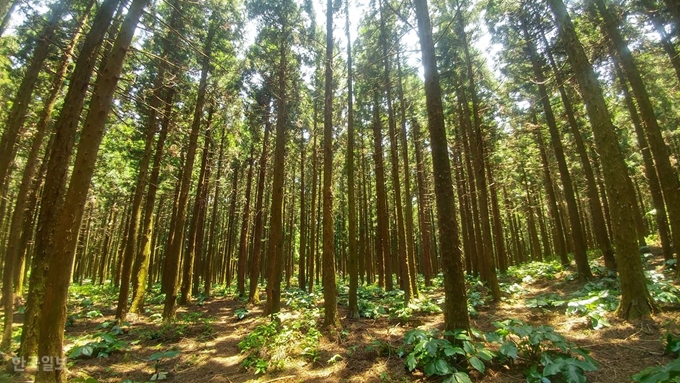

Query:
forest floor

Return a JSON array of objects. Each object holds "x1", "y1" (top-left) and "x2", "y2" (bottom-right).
[{"x1": 1, "y1": 251, "x2": 679, "y2": 383}]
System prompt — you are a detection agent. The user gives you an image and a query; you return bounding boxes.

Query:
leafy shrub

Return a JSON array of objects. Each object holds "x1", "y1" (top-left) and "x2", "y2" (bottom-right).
[
  {"x1": 402, "y1": 328, "x2": 493, "y2": 382},
  {"x1": 68, "y1": 332, "x2": 128, "y2": 359},
  {"x1": 486, "y1": 319, "x2": 598, "y2": 383}
]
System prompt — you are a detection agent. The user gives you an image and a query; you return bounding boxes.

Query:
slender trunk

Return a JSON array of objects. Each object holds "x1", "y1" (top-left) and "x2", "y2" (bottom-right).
[
  {"x1": 249, "y1": 99, "x2": 271, "y2": 304},
  {"x1": 521, "y1": 19, "x2": 590, "y2": 279},
  {"x1": 345, "y1": 0, "x2": 359, "y2": 319},
  {"x1": 540, "y1": 28, "x2": 615, "y2": 270},
  {"x1": 237, "y1": 150, "x2": 254, "y2": 296},
  {"x1": 163, "y1": 18, "x2": 215, "y2": 320},
  {"x1": 265, "y1": 22, "x2": 288, "y2": 315},
  {"x1": 372, "y1": 95, "x2": 390, "y2": 290},
  {"x1": 412, "y1": 120, "x2": 434, "y2": 285},
  {"x1": 130, "y1": 86, "x2": 176, "y2": 313},
  {"x1": 414, "y1": 0, "x2": 470, "y2": 332},
  {"x1": 205, "y1": 123, "x2": 226, "y2": 297},
  {"x1": 0, "y1": 0, "x2": 71, "y2": 192},
  {"x1": 613, "y1": 61, "x2": 673, "y2": 260},
  {"x1": 321, "y1": 0, "x2": 339, "y2": 327}
]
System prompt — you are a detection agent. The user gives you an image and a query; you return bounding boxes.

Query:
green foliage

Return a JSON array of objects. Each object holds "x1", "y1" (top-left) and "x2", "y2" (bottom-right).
[
  {"x1": 402, "y1": 328, "x2": 493, "y2": 381},
  {"x1": 235, "y1": 308, "x2": 250, "y2": 320},
  {"x1": 487, "y1": 319, "x2": 598, "y2": 383},
  {"x1": 68, "y1": 332, "x2": 129, "y2": 359},
  {"x1": 505, "y1": 261, "x2": 563, "y2": 283},
  {"x1": 631, "y1": 359, "x2": 680, "y2": 383},
  {"x1": 238, "y1": 306, "x2": 322, "y2": 375},
  {"x1": 632, "y1": 333, "x2": 680, "y2": 383},
  {"x1": 646, "y1": 271, "x2": 680, "y2": 307}
]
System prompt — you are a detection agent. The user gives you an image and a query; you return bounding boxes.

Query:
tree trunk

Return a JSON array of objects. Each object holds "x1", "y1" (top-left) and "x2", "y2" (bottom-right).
[
  {"x1": 249, "y1": 96, "x2": 271, "y2": 304},
  {"x1": 345, "y1": 0, "x2": 359, "y2": 319},
  {"x1": 414, "y1": 0, "x2": 470, "y2": 333},
  {"x1": 35, "y1": 0, "x2": 147, "y2": 379},
  {"x1": 547, "y1": 0, "x2": 656, "y2": 319},
  {"x1": 595, "y1": 0, "x2": 680, "y2": 271},
  {"x1": 0, "y1": 0, "x2": 70, "y2": 193},
  {"x1": 20, "y1": 0, "x2": 121, "y2": 360},
  {"x1": 521, "y1": 20, "x2": 591, "y2": 279},
  {"x1": 321, "y1": 0, "x2": 340, "y2": 327},
  {"x1": 372, "y1": 94, "x2": 390, "y2": 290},
  {"x1": 237, "y1": 150, "x2": 254, "y2": 296},
  {"x1": 265, "y1": 17, "x2": 289, "y2": 315},
  {"x1": 162, "y1": 18, "x2": 215, "y2": 320},
  {"x1": 412, "y1": 119, "x2": 434, "y2": 286}
]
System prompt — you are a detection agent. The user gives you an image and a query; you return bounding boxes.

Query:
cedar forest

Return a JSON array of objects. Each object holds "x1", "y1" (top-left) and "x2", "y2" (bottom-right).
[{"x1": 0, "y1": 0, "x2": 679, "y2": 381}]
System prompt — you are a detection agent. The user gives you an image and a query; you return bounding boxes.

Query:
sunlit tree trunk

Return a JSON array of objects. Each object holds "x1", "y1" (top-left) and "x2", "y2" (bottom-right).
[
  {"x1": 595, "y1": 0, "x2": 680, "y2": 272},
  {"x1": 36, "y1": 0, "x2": 147, "y2": 379},
  {"x1": 163, "y1": 17, "x2": 216, "y2": 320},
  {"x1": 20, "y1": 0, "x2": 120, "y2": 360},
  {"x1": 547, "y1": 0, "x2": 656, "y2": 319}
]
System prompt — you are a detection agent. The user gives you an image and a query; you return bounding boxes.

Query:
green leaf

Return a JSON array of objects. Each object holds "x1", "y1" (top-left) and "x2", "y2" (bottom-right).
[
  {"x1": 405, "y1": 354, "x2": 417, "y2": 371},
  {"x1": 424, "y1": 361, "x2": 437, "y2": 376},
  {"x1": 425, "y1": 340, "x2": 439, "y2": 356},
  {"x1": 563, "y1": 363, "x2": 588, "y2": 383},
  {"x1": 542, "y1": 360, "x2": 564, "y2": 377},
  {"x1": 469, "y1": 356, "x2": 485, "y2": 373},
  {"x1": 452, "y1": 371, "x2": 473, "y2": 383},
  {"x1": 435, "y1": 359, "x2": 453, "y2": 375},
  {"x1": 632, "y1": 367, "x2": 671, "y2": 383},
  {"x1": 499, "y1": 342, "x2": 518, "y2": 359}
]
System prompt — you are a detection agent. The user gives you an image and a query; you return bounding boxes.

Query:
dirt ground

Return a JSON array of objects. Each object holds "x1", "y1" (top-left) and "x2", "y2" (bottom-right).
[{"x1": 2, "y1": 256, "x2": 679, "y2": 383}]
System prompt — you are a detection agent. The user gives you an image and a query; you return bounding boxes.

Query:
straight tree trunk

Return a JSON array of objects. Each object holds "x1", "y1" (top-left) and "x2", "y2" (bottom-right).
[
  {"x1": 249, "y1": 97, "x2": 271, "y2": 304},
  {"x1": 372, "y1": 95, "x2": 390, "y2": 290},
  {"x1": 412, "y1": 119, "x2": 434, "y2": 286},
  {"x1": 237, "y1": 150, "x2": 255, "y2": 296},
  {"x1": 322, "y1": 0, "x2": 340, "y2": 328},
  {"x1": 540, "y1": 28, "x2": 616, "y2": 271},
  {"x1": 595, "y1": 0, "x2": 680, "y2": 271},
  {"x1": 379, "y1": 0, "x2": 411, "y2": 301},
  {"x1": 521, "y1": 21, "x2": 591, "y2": 279},
  {"x1": 163, "y1": 18, "x2": 216, "y2": 320},
  {"x1": 345, "y1": 0, "x2": 359, "y2": 319},
  {"x1": 547, "y1": 0, "x2": 656, "y2": 319},
  {"x1": 613, "y1": 61, "x2": 673, "y2": 260},
  {"x1": 414, "y1": 0, "x2": 470, "y2": 333},
  {"x1": 265, "y1": 17, "x2": 289, "y2": 315}
]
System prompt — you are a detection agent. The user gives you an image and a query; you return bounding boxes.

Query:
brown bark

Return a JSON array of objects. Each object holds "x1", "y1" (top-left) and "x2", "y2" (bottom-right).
[
  {"x1": 162, "y1": 18, "x2": 215, "y2": 320},
  {"x1": 20, "y1": 0, "x2": 121, "y2": 360},
  {"x1": 1, "y1": 3, "x2": 89, "y2": 348},
  {"x1": 237, "y1": 150, "x2": 255, "y2": 296},
  {"x1": 548, "y1": 0, "x2": 656, "y2": 319},
  {"x1": 0, "y1": 0, "x2": 70, "y2": 193},
  {"x1": 36, "y1": 0, "x2": 147, "y2": 379},
  {"x1": 520, "y1": 20, "x2": 591, "y2": 279},
  {"x1": 372, "y1": 94, "x2": 391, "y2": 290},
  {"x1": 412, "y1": 119, "x2": 434, "y2": 286},
  {"x1": 595, "y1": 0, "x2": 680, "y2": 272},
  {"x1": 249, "y1": 96, "x2": 271, "y2": 304},
  {"x1": 414, "y1": 0, "x2": 470, "y2": 332},
  {"x1": 613, "y1": 61, "x2": 674, "y2": 260},
  {"x1": 265, "y1": 15, "x2": 289, "y2": 315},
  {"x1": 345, "y1": 0, "x2": 359, "y2": 319},
  {"x1": 321, "y1": 0, "x2": 340, "y2": 328}
]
